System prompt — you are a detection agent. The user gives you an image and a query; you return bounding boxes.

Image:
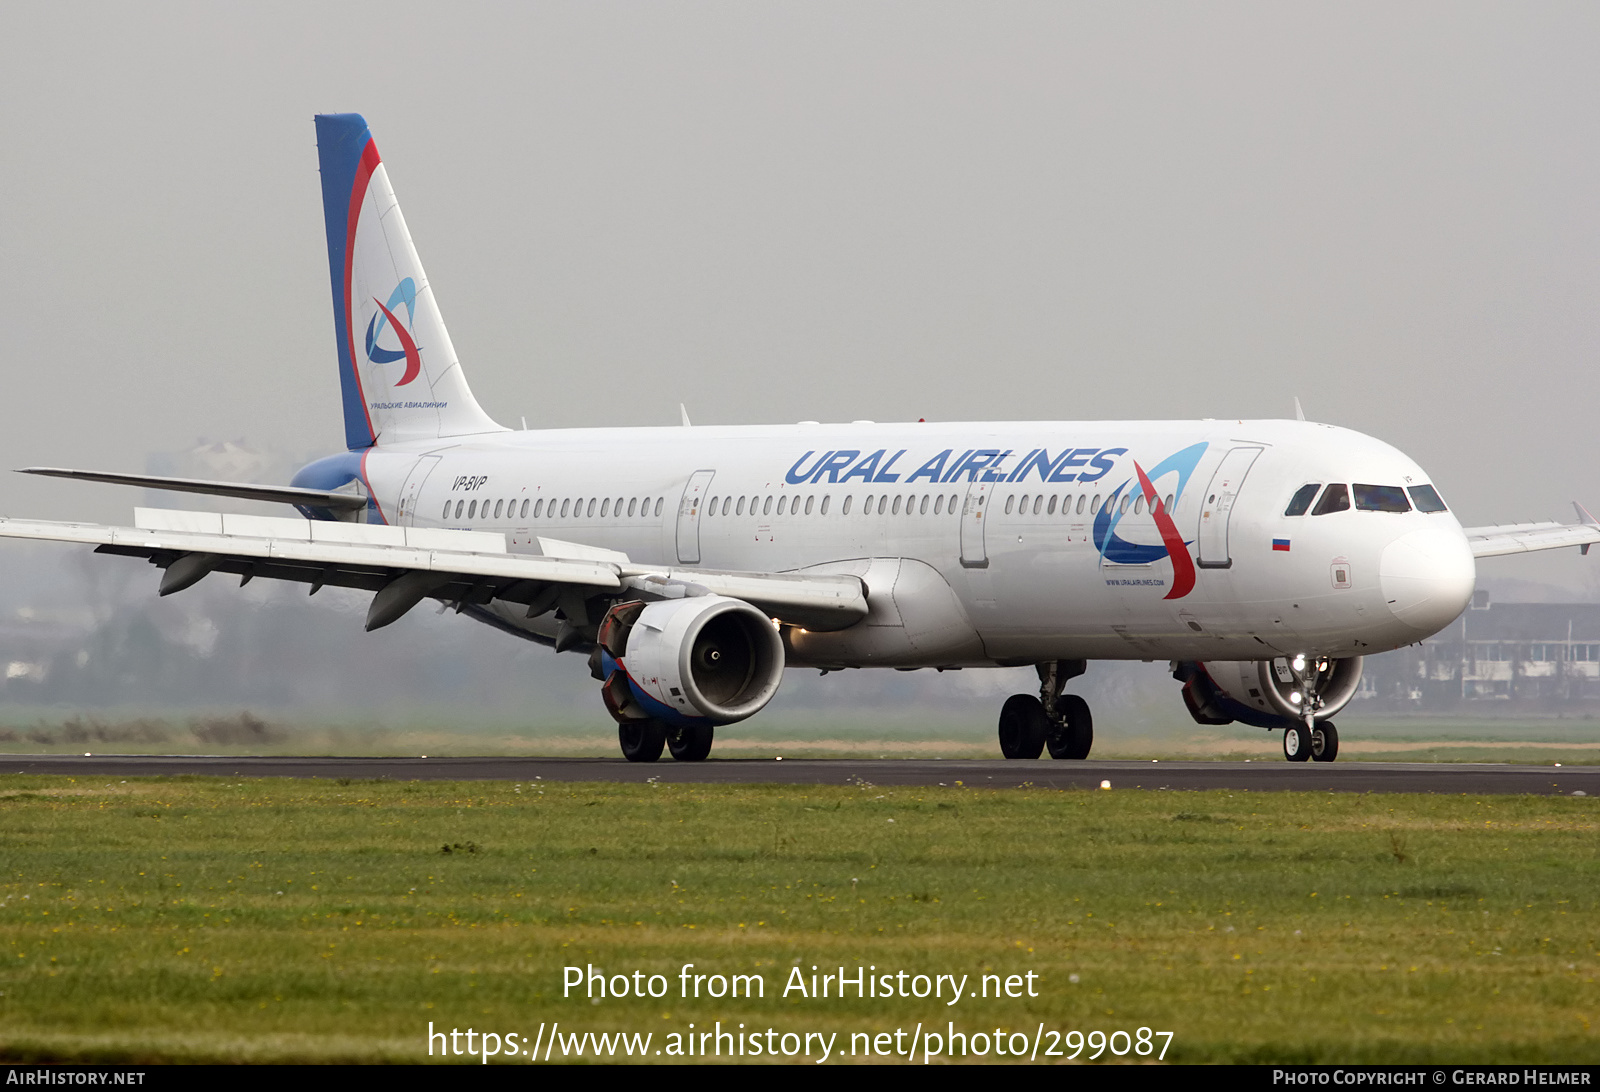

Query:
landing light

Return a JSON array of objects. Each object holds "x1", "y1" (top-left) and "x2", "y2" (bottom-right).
[
  {"x1": 1289, "y1": 691, "x2": 1302, "y2": 705},
  {"x1": 1292, "y1": 654, "x2": 1306, "y2": 672}
]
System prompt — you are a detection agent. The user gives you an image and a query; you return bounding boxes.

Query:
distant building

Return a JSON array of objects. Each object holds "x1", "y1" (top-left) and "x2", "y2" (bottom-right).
[{"x1": 1360, "y1": 592, "x2": 1600, "y2": 709}]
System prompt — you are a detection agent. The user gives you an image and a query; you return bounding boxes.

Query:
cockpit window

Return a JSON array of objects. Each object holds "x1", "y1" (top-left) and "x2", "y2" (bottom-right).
[
  {"x1": 1284, "y1": 483, "x2": 1321, "y2": 517},
  {"x1": 1311, "y1": 483, "x2": 1350, "y2": 515},
  {"x1": 1353, "y1": 484, "x2": 1411, "y2": 512},
  {"x1": 1408, "y1": 484, "x2": 1448, "y2": 513}
]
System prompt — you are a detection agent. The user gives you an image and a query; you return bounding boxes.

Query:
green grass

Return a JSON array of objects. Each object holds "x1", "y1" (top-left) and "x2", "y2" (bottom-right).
[{"x1": 0, "y1": 777, "x2": 1595, "y2": 1063}]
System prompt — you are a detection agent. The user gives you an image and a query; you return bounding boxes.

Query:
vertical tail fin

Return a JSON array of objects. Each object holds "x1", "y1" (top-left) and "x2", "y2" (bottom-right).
[{"x1": 314, "y1": 114, "x2": 504, "y2": 449}]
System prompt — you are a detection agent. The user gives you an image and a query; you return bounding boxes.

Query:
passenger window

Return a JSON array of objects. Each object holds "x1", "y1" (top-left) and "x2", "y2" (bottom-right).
[
  {"x1": 707, "y1": 496, "x2": 718, "y2": 516},
  {"x1": 518, "y1": 499, "x2": 527, "y2": 520},
  {"x1": 654, "y1": 498, "x2": 663, "y2": 517},
  {"x1": 490, "y1": 499, "x2": 500, "y2": 519},
  {"x1": 616, "y1": 496, "x2": 624, "y2": 515},
  {"x1": 864, "y1": 494, "x2": 874, "y2": 513},
  {"x1": 1047, "y1": 495, "x2": 1057, "y2": 515},
  {"x1": 843, "y1": 495, "x2": 853, "y2": 515},
  {"x1": 949, "y1": 493, "x2": 959, "y2": 514},
  {"x1": 805, "y1": 495, "x2": 815, "y2": 515},
  {"x1": 1164, "y1": 494, "x2": 1174, "y2": 514},
  {"x1": 920, "y1": 495, "x2": 929, "y2": 515},
  {"x1": 1133, "y1": 496, "x2": 1143, "y2": 515},
  {"x1": 763, "y1": 496, "x2": 773, "y2": 516},
  {"x1": 1312, "y1": 484, "x2": 1350, "y2": 515},
  {"x1": 1014, "y1": 494, "x2": 1024, "y2": 514},
  {"x1": 1092, "y1": 494, "x2": 1103, "y2": 514},
  {"x1": 1076, "y1": 495, "x2": 1086, "y2": 515},
  {"x1": 821, "y1": 495, "x2": 830, "y2": 515},
  {"x1": 1119, "y1": 495, "x2": 1130, "y2": 516},
  {"x1": 468, "y1": 499, "x2": 477, "y2": 519},
  {"x1": 934, "y1": 495, "x2": 944, "y2": 515},
  {"x1": 735, "y1": 496, "x2": 745, "y2": 516},
  {"x1": 1408, "y1": 484, "x2": 1448, "y2": 513},
  {"x1": 442, "y1": 501, "x2": 451, "y2": 520},
  {"x1": 1284, "y1": 483, "x2": 1321, "y2": 517},
  {"x1": 623, "y1": 498, "x2": 633, "y2": 517},
  {"x1": 601, "y1": 498, "x2": 611, "y2": 518},
  {"x1": 892, "y1": 496, "x2": 902, "y2": 515},
  {"x1": 560, "y1": 499, "x2": 570, "y2": 518},
  {"x1": 1354, "y1": 484, "x2": 1411, "y2": 513},
  {"x1": 583, "y1": 498, "x2": 593, "y2": 518},
  {"x1": 879, "y1": 496, "x2": 890, "y2": 515}
]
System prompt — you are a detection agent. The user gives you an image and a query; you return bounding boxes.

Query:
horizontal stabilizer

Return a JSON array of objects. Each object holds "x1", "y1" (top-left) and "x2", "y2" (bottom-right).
[{"x1": 18, "y1": 467, "x2": 368, "y2": 510}]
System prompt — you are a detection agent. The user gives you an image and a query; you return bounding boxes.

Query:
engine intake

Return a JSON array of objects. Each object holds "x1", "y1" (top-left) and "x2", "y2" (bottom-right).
[
  {"x1": 594, "y1": 595, "x2": 785, "y2": 727},
  {"x1": 1175, "y1": 656, "x2": 1364, "y2": 729}
]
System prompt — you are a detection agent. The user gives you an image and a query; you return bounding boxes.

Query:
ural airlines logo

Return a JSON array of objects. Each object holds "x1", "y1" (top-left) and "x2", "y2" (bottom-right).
[
  {"x1": 1092, "y1": 441, "x2": 1207, "y2": 600},
  {"x1": 364, "y1": 278, "x2": 422, "y2": 387}
]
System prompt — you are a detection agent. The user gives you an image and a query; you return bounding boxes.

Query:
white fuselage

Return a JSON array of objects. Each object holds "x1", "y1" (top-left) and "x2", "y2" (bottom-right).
[{"x1": 354, "y1": 418, "x2": 1477, "y2": 668}]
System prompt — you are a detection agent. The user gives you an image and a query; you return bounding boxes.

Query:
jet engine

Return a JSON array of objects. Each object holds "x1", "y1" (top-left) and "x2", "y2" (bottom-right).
[
  {"x1": 1173, "y1": 656, "x2": 1364, "y2": 729},
  {"x1": 592, "y1": 595, "x2": 786, "y2": 727}
]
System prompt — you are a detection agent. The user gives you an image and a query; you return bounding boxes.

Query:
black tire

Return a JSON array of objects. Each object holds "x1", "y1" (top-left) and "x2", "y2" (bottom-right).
[
  {"x1": 618, "y1": 720, "x2": 666, "y2": 762},
  {"x1": 667, "y1": 724, "x2": 714, "y2": 762},
  {"x1": 998, "y1": 694, "x2": 1048, "y2": 759},
  {"x1": 1047, "y1": 694, "x2": 1094, "y2": 760},
  {"x1": 1282, "y1": 723, "x2": 1312, "y2": 762},
  {"x1": 1311, "y1": 721, "x2": 1339, "y2": 763}
]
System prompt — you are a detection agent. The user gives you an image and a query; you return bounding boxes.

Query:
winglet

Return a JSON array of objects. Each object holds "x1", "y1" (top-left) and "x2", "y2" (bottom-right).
[
  {"x1": 1576, "y1": 502, "x2": 1599, "y2": 554},
  {"x1": 1293, "y1": 396, "x2": 1306, "y2": 422},
  {"x1": 680, "y1": 404, "x2": 692, "y2": 427}
]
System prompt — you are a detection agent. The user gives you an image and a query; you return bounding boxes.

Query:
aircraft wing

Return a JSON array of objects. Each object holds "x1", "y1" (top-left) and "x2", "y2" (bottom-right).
[
  {"x1": 0, "y1": 509, "x2": 868, "y2": 633},
  {"x1": 1462, "y1": 506, "x2": 1600, "y2": 559}
]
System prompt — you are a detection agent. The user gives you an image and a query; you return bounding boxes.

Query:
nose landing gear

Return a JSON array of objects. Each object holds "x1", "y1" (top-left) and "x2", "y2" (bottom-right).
[
  {"x1": 998, "y1": 660, "x2": 1092, "y2": 760},
  {"x1": 1279, "y1": 653, "x2": 1341, "y2": 763}
]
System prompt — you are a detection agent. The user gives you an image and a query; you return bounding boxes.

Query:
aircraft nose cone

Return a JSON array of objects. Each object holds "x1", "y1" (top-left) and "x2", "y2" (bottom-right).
[{"x1": 1379, "y1": 527, "x2": 1475, "y2": 635}]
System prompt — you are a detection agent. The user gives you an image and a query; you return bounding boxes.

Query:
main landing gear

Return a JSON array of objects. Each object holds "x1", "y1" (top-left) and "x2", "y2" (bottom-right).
[
  {"x1": 617, "y1": 720, "x2": 715, "y2": 762},
  {"x1": 999, "y1": 660, "x2": 1093, "y2": 760}
]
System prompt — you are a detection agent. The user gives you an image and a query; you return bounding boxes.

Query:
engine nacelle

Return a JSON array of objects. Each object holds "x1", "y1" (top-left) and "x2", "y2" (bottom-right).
[
  {"x1": 593, "y1": 595, "x2": 786, "y2": 727},
  {"x1": 1174, "y1": 656, "x2": 1364, "y2": 729}
]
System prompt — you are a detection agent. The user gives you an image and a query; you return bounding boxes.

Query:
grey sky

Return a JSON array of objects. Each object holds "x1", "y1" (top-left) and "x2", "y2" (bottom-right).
[{"x1": 3, "y1": 2, "x2": 1599, "y2": 589}]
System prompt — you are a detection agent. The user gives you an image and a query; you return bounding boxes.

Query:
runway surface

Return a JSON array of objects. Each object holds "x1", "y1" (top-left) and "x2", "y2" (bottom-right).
[{"x1": 2, "y1": 754, "x2": 1596, "y2": 794}]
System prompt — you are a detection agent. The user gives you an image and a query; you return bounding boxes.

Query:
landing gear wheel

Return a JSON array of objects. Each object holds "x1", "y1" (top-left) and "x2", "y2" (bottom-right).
[
  {"x1": 618, "y1": 720, "x2": 666, "y2": 762},
  {"x1": 1282, "y1": 723, "x2": 1313, "y2": 762},
  {"x1": 1047, "y1": 694, "x2": 1094, "y2": 760},
  {"x1": 998, "y1": 694, "x2": 1048, "y2": 759},
  {"x1": 1311, "y1": 721, "x2": 1339, "y2": 763},
  {"x1": 667, "y1": 724, "x2": 714, "y2": 762}
]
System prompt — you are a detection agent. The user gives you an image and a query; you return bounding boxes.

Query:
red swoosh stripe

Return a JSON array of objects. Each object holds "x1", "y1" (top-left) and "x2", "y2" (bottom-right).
[
  {"x1": 343, "y1": 139, "x2": 383, "y2": 443},
  {"x1": 371, "y1": 297, "x2": 422, "y2": 387},
  {"x1": 1135, "y1": 460, "x2": 1196, "y2": 601}
]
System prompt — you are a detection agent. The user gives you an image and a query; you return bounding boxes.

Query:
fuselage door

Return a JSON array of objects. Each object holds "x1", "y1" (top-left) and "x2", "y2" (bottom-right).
[
  {"x1": 397, "y1": 455, "x2": 441, "y2": 526},
  {"x1": 960, "y1": 479, "x2": 991, "y2": 568},
  {"x1": 1197, "y1": 445, "x2": 1264, "y2": 569},
  {"x1": 676, "y1": 469, "x2": 716, "y2": 565}
]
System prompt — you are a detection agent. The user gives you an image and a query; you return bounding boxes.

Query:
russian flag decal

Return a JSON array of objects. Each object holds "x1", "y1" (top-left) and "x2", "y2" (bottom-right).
[{"x1": 1272, "y1": 538, "x2": 1291, "y2": 552}]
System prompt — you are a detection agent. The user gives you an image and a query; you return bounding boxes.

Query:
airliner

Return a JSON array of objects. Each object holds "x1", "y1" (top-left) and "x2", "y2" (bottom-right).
[{"x1": 5, "y1": 114, "x2": 1596, "y2": 764}]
